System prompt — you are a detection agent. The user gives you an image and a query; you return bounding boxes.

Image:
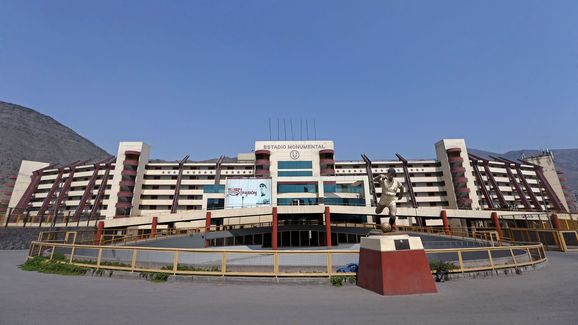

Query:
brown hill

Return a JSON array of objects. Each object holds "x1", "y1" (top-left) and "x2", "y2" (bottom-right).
[{"x1": 0, "y1": 101, "x2": 110, "y2": 210}]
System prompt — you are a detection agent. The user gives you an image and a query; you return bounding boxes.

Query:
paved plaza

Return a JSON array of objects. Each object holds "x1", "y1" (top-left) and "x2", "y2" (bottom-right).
[{"x1": 0, "y1": 250, "x2": 577, "y2": 325}]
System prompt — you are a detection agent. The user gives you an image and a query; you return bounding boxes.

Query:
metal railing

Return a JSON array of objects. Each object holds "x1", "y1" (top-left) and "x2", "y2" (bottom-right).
[
  {"x1": 502, "y1": 228, "x2": 578, "y2": 252},
  {"x1": 28, "y1": 241, "x2": 359, "y2": 277},
  {"x1": 27, "y1": 234, "x2": 547, "y2": 278},
  {"x1": 398, "y1": 226, "x2": 502, "y2": 244},
  {"x1": 428, "y1": 243, "x2": 546, "y2": 273}
]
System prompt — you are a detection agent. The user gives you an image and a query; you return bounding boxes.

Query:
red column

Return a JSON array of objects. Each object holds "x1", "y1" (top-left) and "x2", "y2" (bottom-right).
[
  {"x1": 151, "y1": 216, "x2": 158, "y2": 238},
  {"x1": 441, "y1": 210, "x2": 450, "y2": 235},
  {"x1": 272, "y1": 207, "x2": 278, "y2": 250},
  {"x1": 95, "y1": 221, "x2": 104, "y2": 245},
  {"x1": 491, "y1": 212, "x2": 503, "y2": 240},
  {"x1": 325, "y1": 206, "x2": 332, "y2": 248},
  {"x1": 204, "y1": 211, "x2": 212, "y2": 247},
  {"x1": 550, "y1": 214, "x2": 561, "y2": 230}
]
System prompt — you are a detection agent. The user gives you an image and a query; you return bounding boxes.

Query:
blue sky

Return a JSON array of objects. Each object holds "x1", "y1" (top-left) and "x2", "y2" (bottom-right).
[{"x1": 1, "y1": 1, "x2": 577, "y2": 160}]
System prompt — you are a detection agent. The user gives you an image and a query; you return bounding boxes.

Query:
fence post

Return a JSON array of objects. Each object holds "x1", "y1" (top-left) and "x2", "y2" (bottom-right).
[
  {"x1": 457, "y1": 251, "x2": 464, "y2": 273},
  {"x1": 325, "y1": 206, "x2": 332, "y2": 248},
  {"x1": 131, "y1": 250, "x2": 137, "y2": 272},
  {"x1": 272, "y1": 207, "x2": 278, "y2": 250},
  {"x1": 509, "y1": 248, "x2": 518, "y2": 267},
  {"x1": 173, "y1": 251, "x2": 179, "y2": 275},
  {"x1": 221, "y1": 252, "x2": 227, "y2": 275}
]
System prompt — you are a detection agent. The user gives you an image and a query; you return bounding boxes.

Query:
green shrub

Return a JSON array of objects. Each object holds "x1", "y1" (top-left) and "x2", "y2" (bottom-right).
[
  {"x1": 330, "y1": 276, "x2": 356, "y2": 287},
  {"x1": 429, "y1": 260, "x2": 458, "y2": 272},
  {"x1": 151, "y1": 272, "x2": 169, "y2": 282},
  {"x1": 20, "y1": 257, "x2": 88, "y2": 276},
  {"x1": 51, "y1": 253, "x2": 67, "y2": 261},
  {"x1": 139, "y1": 271, "x2": 170, "y2": 282},
  {"x1": 72, "y1": 260, "x2": 130, "y2": 268}
]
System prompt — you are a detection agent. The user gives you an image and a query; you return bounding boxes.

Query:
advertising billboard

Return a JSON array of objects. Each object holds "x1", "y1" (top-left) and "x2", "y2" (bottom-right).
[{"x1": 225, "y1": 179, "x2": 272, "y2": 208}]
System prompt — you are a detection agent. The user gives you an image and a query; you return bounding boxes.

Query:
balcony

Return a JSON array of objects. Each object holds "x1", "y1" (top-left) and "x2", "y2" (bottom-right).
[
  {"x1": 121, "y1": 170, "x2": 137, "y2": 176},
  {"x1": 450, "y1": 166, "x2": 466, "y2": 173},
  {"x1": 115, "y1": 202, "x2": 132, "y2": 209},
  {"x1": 118, "y1": 191, "x2": 134, "y2": 198},
  {"x1": 458, "y1": 199, "x2": 472, "y2": 206},
  {"x1": 119, "y1": 180, "x2": 136, "y2": 187},
  {"x1": 452, "y1": 176, "x2": 468, "y2": 183},
  {"x1": 123, "y1": 159, "x2": 139, "y2": 166},
  {"x1": 255, "y1": 159, "x2": 271, "y2": 166},
  {"x1": 125, "y1": 150, "x2": 141, "y2": 156},
  {"x1": 320, "y1": 158, "x2": 335, "y2": 165},
  {"x1": 255, "y1": 169, "x2": 271, "y2": 176},
  {"x1": 448, "y1": 156, "x2": 464, "y2": 163}
]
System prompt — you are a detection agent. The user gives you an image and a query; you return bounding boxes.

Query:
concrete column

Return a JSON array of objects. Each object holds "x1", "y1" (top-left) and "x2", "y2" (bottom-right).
[
  {"x1": 151, "y1": 216, "x2": 158, "y2": 238},
  {"x1": 272, "y1": 207, "x2": 278, "y2": 250},
  {"x1": 491, "y1": 212, "x2": 503, "y2": 240},
  {"x1": 550, "y1": 213, "x2": 561, "y2": 230},
  {"x1": 325, "y1": 206, "x2": 332, "y2": 248},
  {"x1": 204, "y1": 211, "x2": 212, "y2": 247},
  {"x1": 441, "y1": 210, "x2": 450, "y2": 235},
  {"x1": 95, "y1": 221, "x2": 104, "y2": 245}
]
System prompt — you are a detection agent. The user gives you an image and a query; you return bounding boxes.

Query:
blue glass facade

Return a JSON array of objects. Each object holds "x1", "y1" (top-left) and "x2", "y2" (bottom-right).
[
  {"x1": 323, "y1": 183, "x2": 364, "y2": 194},
  {"x1": 278, "y1": 161, "x2": 313, "y2": 169},
  {"x1": 324, "y1": 198, "x2": 366, "y2": 206},
  {"x1": 277, "y1": 183, "x2": 318, "y2": 193},
  {"x1": 277, "y1": 198, "x2": 319, "y2": 206},
  {"x1": 278, "y1": 171, "x2": 313, "y2": 177},
  {"x1": 203, "y1": 185, "x2": 225, "y2": 193}
]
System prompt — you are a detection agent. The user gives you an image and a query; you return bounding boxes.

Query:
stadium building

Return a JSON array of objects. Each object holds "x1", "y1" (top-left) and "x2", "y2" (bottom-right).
[{"x1": 4, "y1": 139, "x2": 576, "y2": 242}]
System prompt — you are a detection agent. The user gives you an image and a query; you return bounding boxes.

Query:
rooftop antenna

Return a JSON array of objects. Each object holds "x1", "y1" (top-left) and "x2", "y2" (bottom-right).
[
  {"x1": 268, "y1": 118, "x2": 272, "y2": 141},
  {"x1": 314, "y1": 119, "x2": 317, "y2": 140},
  {"x1": 283, "y1": 119, "x2": 287, "y2": 140},
  {"x1": 290, "y1": 119, "x2": 294, "y2": 140},
  {"x1": 277, "y1": 119, "x2": 280, "y2": 141},
  {"x1": 300, "y1": 119, "x2": 303, "y2": 140},
  {"x1": 306, "y1": 120, "x2": 309, "y2": 140}
]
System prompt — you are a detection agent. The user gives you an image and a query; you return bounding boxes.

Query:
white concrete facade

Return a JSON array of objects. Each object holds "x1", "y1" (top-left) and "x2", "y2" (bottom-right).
[{"x1": 5, "y1": 139, "x2": 573, "y2": 227}]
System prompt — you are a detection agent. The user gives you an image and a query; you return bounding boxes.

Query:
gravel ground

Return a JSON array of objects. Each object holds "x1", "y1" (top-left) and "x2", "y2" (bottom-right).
[{"x1": 0, "y1": 250, "x2": 577, "y2": 325}]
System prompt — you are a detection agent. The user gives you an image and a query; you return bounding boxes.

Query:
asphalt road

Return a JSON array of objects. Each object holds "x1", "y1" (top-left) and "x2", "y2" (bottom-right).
[{"x1": 1, "y1": 250, "x2": 577, "y2": 325}]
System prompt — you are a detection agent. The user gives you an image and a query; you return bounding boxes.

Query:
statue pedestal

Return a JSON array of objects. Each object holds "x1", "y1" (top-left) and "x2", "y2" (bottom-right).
[{"x1": 357, "y1": 234, "x2": 437, "y2": 296}]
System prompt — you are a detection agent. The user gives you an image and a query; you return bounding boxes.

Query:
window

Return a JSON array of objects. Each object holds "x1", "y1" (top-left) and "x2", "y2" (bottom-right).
[
  {"x1": 278, "y1": 183, "x2": 318, "y2": 193},
  {"x1": 324, "y1": 198, "x2": 365, "y2": 206},
  {"x1": 323, "y1": 183, "x2": 336, "y2": 193},
  {"x1": 324, "y1": 183, "x2": 363, "y2": 194},
  {"x1": 207, "y1": 198, "x2": 224, "y2": 210},
  {"x1": 203, "y1": 185, "x2": 225, "y2": 193},
  {"x1": 278, "y1": 161, "x2": 313, "y2": 169},
  {"x1": 277, "y1": 198, "x2": 319, "y2": 206}
]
